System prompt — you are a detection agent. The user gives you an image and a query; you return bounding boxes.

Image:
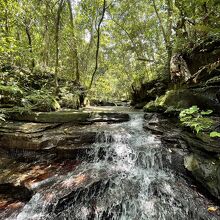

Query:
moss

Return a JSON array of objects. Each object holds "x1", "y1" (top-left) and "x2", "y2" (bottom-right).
[
  {"x1": 144, "y1": 90, "x2": 184, "y2": 113},
  {"x1": 144, "y1": 100, "x2": 165, "y2": 112},
  {"x1": 144, "y1": 89, "x2": 220, "y2": 113}
]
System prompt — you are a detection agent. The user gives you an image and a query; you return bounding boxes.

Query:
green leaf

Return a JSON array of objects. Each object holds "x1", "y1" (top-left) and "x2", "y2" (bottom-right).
[
  {"x1": 187, "y1": 105, "x2": 199, "y2": 114},
  {"x1": 210, "y1": 131, "x2": 220, "y2": 138},
  {"x1": 201, "y1": 110, "x2": 213, "y2": 115}
]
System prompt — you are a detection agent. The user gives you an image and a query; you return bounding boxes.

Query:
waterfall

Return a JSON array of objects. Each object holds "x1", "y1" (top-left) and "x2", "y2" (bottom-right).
[{"x1": 9, "y1": 112, "x2": 208, "y2": 220}]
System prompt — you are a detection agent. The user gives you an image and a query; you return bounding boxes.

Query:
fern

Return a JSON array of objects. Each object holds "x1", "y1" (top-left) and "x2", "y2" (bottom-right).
[{"x1": 179, "y1": 106, "x2": 213, "y2": 134}]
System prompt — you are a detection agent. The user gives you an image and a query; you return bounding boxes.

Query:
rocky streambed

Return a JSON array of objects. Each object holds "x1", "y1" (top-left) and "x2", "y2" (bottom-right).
[{"x1": 0, "y1": 108, "x2": 220, "y2": 219}]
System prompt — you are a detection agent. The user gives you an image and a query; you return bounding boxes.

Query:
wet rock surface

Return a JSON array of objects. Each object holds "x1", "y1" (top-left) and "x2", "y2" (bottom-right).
[
  {"x1": 0, "y1": 121, "x2": 97, "y2": 152},
  {"x1": 0, "y1": 109, "x2": 130, "y2": 219},
  {"x1": 185, "y1": 153, "x2": 220, "y2": 200},
  {"x1": 0, "y1": 110, "x2": 130, "y2": 153},
  {"x1": 181, "y1": 131, "x2": 220, "y2": 154},
  {"x1": 144, "y1": 112, "x2": 220, "y2": 213},
  {"x1": 0, "y1": 149, "x2": 81, "y2": 219},
  {"x1": 1, "y1": 110, "x2": 220, "y2": 219},
  {"x1": 144, "y1": 113, "x2": 190, "y2": 176}
]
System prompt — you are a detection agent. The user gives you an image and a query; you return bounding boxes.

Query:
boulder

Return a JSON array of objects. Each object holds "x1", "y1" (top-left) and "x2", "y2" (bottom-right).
[
  {"x1": 184, "y1": 153, "x2": 220, "y2": 200},
  {"x1": 131, "y1": 79, "x2": 168, "y2": 106},
  {"x1": 181, "y1": 132, "x2": 220, "y2": 154}
]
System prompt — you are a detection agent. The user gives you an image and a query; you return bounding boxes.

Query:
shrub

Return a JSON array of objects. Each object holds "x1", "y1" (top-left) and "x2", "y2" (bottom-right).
[{"x1": 22, "y1": 90, "x2": 60, "y2": 112}]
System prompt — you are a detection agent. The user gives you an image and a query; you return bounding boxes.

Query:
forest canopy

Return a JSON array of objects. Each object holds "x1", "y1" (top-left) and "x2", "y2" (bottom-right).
[{"x1": 0, "y1": 0, "x2": 220, "y2": 102}]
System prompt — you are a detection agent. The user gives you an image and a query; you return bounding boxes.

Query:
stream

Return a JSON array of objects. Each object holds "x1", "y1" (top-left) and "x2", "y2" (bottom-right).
[{"x1": 1, "y1": 110, "x2": 219, "y2": 219}]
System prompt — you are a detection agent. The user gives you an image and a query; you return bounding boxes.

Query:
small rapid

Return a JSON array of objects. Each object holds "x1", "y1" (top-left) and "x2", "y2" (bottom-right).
[{"x1": 7, "y1": 112, "x2": 212, "y2": 220}]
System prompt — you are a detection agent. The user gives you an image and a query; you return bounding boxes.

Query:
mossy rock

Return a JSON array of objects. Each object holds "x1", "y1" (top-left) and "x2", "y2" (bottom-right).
[
  {"x1": 184, "y1": 153, "x2": 220, "y2": 199},
  {"x1": 144, "y1": 100, "x2": 166, "y2": 112},
  {"x1": 144, "y1": 89, "x2": 220, "y2": 114},
  {"x1": 144, "y1": 90, "x2": 187, "y2": 113}
]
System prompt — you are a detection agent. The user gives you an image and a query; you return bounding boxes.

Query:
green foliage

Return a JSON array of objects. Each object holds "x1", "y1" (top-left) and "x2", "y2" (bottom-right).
[
  {"x1": 59, "y1": 87, "x2": 79, "y2": 109},
  {"x1": 179, "y1": 106, "x2": 213, "y2": 133},
  {"x1": 22, "y1": 90, "x2": 60, "y2": 112},
  {"x1": 201, "y1": 110, "x2": 214, "y2": 115},
  {"x1": 210, "y1": 131, "x2": 220, "y2": 138},
  {"x1": 0, "y1": 84, "x2": 24, "y2": 105},
  {"x1": 0, "y1": 85, "x2": 23, "y2": 96},
  {"x1": 0, "y1": 0, "x2": 219, "y2": 102},
  {"x1": 11, "y1": 105, "x2": 33, "y2": 115}
]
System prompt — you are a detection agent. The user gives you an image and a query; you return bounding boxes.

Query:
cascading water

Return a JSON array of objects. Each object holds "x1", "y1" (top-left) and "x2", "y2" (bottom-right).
[{"x1": 7, "y1": 112, "x2": 214, "y2": 220}]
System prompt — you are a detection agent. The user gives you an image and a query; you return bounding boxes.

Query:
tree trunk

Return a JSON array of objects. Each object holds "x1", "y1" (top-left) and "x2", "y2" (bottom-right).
[
  {"x1": 43, "y1": 3, "x2": 50, "y2": 67},
  {"x1": 67, "y1": 0, "x2": 80, "y2": 84},
  {"x1": 152, "y1": 0, "x2": 173, "y2": 73},
  {"x1": 89, "y1": 0, "x2": 107, "y2": 89},
  {"x1": 54, "y1": 0, "x2": 65, "y2": 94},
  {"x1": 25, "y1": 25, "x2": 35, "y2": 71},
  {"x1": 166, "y1": 0, "x2": 173, "y2": 72}
]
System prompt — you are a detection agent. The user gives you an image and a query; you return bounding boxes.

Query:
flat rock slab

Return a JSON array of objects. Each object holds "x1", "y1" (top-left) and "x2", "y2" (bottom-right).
[
  {"x1": 0, "y1": 120, "x2": 117, "y2": 155},
  {"x1": 8, "y1": 111, "x2": 130, "y2": 123},
  {"x1": 0, "y1": 122, "x2": 59, "y2": 133},
  {"x1": 0, "y1": 122, "x2": 98, "y2": 151},
  {"x1": 0, "y1": 110, "x2": 129, "y2": 152},
  {"x1": 89, "y1": 112, "x2": 130, "y2": 122}
]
